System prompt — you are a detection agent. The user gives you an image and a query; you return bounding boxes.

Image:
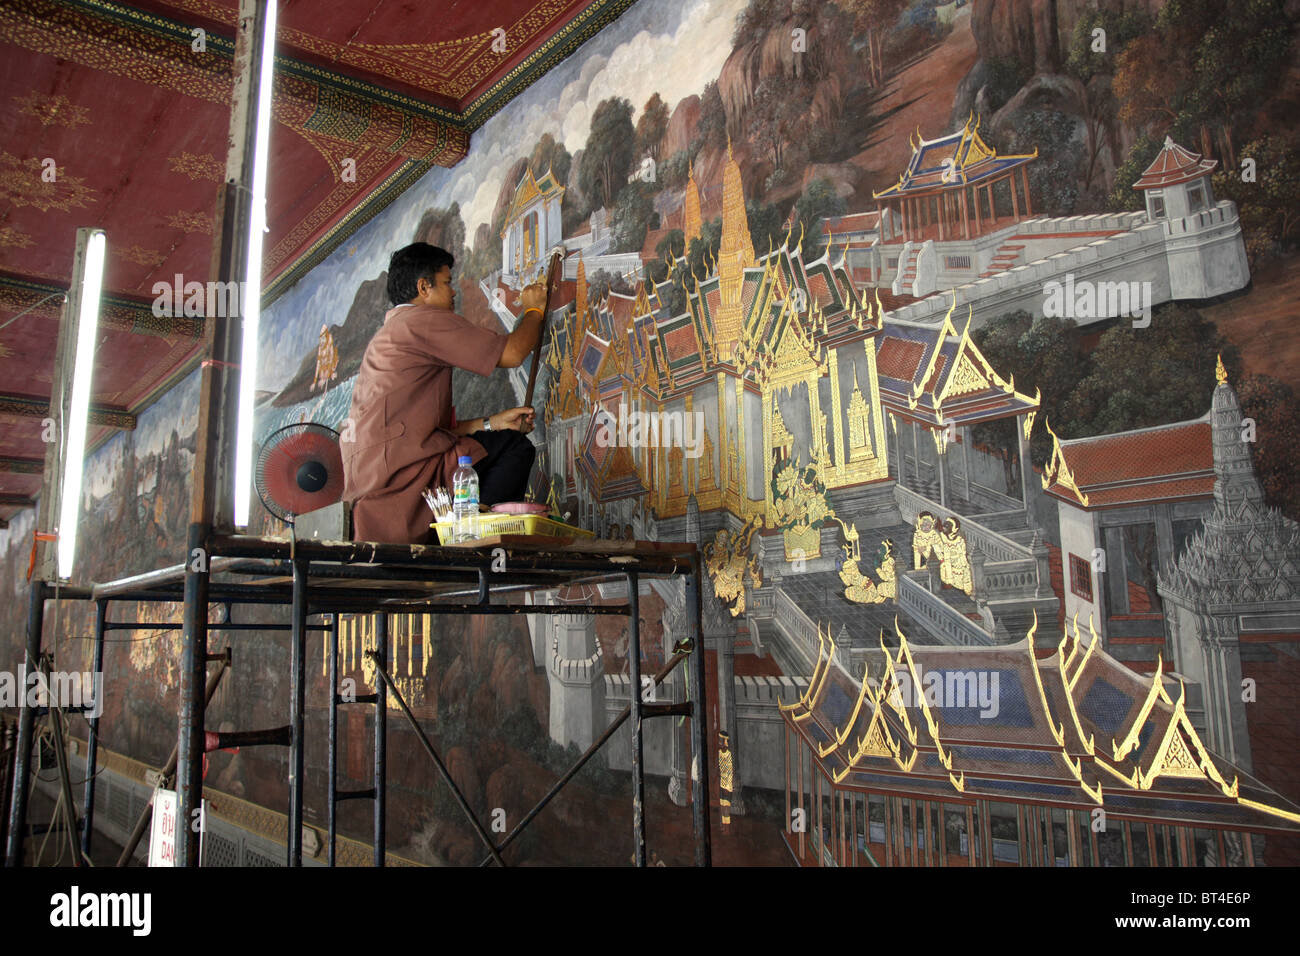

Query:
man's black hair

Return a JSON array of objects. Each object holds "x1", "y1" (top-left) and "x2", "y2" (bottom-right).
[{"x1": 386, "y1": 242, "x2": 455, "y2": 306}]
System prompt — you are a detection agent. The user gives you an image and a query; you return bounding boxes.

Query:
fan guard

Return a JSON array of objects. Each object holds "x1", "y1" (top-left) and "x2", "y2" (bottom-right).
[{"x1": 254, "y1": 422, "x2": 344, "y2": 524}]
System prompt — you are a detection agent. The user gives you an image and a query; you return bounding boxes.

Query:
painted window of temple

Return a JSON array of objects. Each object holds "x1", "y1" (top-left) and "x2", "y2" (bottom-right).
[{"x1": 1069, "y1": 553, "x2": 1093, "y2": 602}]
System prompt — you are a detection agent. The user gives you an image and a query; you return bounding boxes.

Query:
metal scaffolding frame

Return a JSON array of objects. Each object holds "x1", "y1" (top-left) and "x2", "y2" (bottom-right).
[{"x1": 5, "y1": 538, "x2": 713, "y2": 867}]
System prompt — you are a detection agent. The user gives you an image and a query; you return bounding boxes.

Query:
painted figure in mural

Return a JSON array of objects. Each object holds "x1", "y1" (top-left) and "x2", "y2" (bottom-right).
[
  {"x1": 939, "y1": 517, "x2": 973, "y2": 595},
  {"x1": 912, "y1": 511, "x2": 942, "y2": 570},
  {"x1": 839, "y1": 548, "x2": 882, "y2": 604},
  {"x1": 704, "y1": 518, "x2": 762, "y2": 616},
  {"x1": 839, "y1": 533, "x2": 898, "y2": 605},
  {"x1": 769, "y1": 460, "x2": 834, "y2": 531},
  {"x1": 312, "y1": 323, "x2": 339, "y2": 391},
  {"x1": 718, "y1": 731, "x2": 734, "y2": 830},
  {"x1": 342, "y1": 242, "x2": 548, "y2": 543},
  {"x1": 877, "y1": 539, "x2": 898, "y2": 601}
]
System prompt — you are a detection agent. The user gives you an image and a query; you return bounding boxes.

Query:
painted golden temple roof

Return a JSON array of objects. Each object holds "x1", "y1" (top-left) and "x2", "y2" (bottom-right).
[
  {"x1": 876, "y1": 295, "x2": 1040, "y2": 429},
  {"x1": 499, "y1": 164, "x2": 565, "y2": 235},
  {"x1": 873, "y1": 118, "x2": 1037, "y2": 200},
  {"x1": 782, "y1": 616, "x2": 1300, "y2": 833}
]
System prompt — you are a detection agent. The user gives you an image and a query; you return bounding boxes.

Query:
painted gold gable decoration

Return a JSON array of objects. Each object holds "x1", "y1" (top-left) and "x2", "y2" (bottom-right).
[
  {"x1": 1155, "y1": 728, "x2": 1202, "y2": 779},
  {"x1": 946, "y1": 351, "x2": 990, "y2": 398}
]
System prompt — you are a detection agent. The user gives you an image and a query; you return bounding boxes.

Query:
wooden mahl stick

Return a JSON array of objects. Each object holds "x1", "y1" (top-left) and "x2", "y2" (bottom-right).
[{"x1": 524, "y1": 250, "x2": 564, "y2": 409}]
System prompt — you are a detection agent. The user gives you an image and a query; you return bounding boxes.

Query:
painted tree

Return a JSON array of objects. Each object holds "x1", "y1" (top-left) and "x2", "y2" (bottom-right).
[
  {"x1": 1112, "y1": 33, "x2": 1182, "y2": 135},
  {"x1": 528, "y1": 132, "x2": 572, "y2": 185},
  {"x1": 1175, "y1": 0, "x2": 1290, "y2": 169},
  {"x1": 635, "y1": 93, "x2": 670, "y2": 164},
  {"x1": 610, "y1": 181, "x2": 658, "y2": 255},
  {"x1": 791, "y1": 177, "x2": 846, "y2": 260},
  {"x1": 748, "y1": 76, "x2": 795, "y2": 171},
  {"x1": 989, "y1": 108, "x2": 1081, "y2": 216},
  {"x1": 733, "y1": 0, "x2": 796, "y2": 46},
  {"x1": 971, "y1": 311, "x2": 1088, "y2": 467},
  {"x1": 645, "y1": 229, "x2": 685, "y2": 286},
  {"x1": 684, "y1": 216, "x2": 724, "y2": 291},
  {"x1": 1212, "y1": 134, "x2": 1300, "y2": 265},
  {"x1": 1113, "y1": 0, "x2": 1291, "y2": 169},
  {"x1": 656, "y1": 228, "x2": 686, "y2": 263},
  {"x1": 646, "y1": 229, "x2": 687, "y2": 310},
  {"x1": 1066, "y1": 305, "x2": 1240, "y2": 438},
  {"x1": 1107, "y1": 132, "x2": 1161, "y2": 212},
  {"x1": 578, "y1": 97, "x2": 636, "y2": 211},
  {"x1": 1064, "y1": 7, "x2": 1151, "y2": 194},
  {"x1": 746, "y1": 199, "x2": 783, "y2": 257},
  {"x1": 838, "y1": 0, "x2": 908, "y2": 86},
  {"x1": 1237, "y1": 373, "x2": 1300, "y2": 522},
  {"x1": 586, "y1": 268, "x2": 635, "y2": 303},
  {"x1": 695, "y1": 81, "x2": 728, "y2": 153}
]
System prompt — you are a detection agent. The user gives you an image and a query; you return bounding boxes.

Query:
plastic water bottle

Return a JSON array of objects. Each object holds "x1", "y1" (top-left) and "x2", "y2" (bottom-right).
[{"x1": 452, "y1": 455, "x2": 480, "y2": 542}]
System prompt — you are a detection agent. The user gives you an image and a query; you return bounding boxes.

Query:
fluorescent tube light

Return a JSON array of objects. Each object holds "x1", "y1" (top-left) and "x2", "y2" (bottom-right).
[
  {"x1": 57, "y1": 229, "x2": 106, "y2": 579},
  {"x1": 234, "y1": 0, "x2": 277, "y2": 528}
]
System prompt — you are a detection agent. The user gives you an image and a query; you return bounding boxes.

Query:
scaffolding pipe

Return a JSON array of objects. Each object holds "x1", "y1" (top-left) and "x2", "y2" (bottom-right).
[
  {"x1": 477, "y1": 647, "x2": 691, "y2": 866},
  {"x1": 79, "y1": 599, "x2": 108, "y2": 860},
  {"x1": 26, "y1": 533, "x2": 707, "y2": 868},
  {"x1": 367, "y1": 651, "x2": 506, "y2": 867},
  {"x1": 288, "y1": 555, "x2": 308, "y2": 866},
  {"x1": 42, "y1": 654, "x2": 83, "y2": 866},
  {"x1": 115, "y1": 651, "x2": 231, "y2": 867},
  {"x1": 327, "y1": 613, "x2": 339, "y2": 868},
  {"x1": 627, "y1": 571, "x2": 646, "y2": 866},
  {"x1": 686, "y1": 557, "x2": 713, "y2": 867},
  {"x1": 373, "y1": 614, "x2": 387, "y2": 866},
  {"x1": 177, "y1": 523, "x2": 210, "y2": 867},
  {"x1": 5, "y1": 579, "x2": 46, "y2": 867}
]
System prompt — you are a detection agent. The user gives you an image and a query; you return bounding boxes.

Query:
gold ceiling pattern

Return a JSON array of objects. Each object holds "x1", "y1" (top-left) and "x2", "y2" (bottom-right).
[{"x1": 147, "y1": 0, "x2": 580, "y2": 101}]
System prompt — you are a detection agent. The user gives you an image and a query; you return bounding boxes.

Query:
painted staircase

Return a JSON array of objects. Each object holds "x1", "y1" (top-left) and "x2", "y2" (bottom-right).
[
  {"x1": 900, "y1": 246, "x2": 921, "y2": 288},
  {"x1": 979, "y1": 238, "x2": 1026, "y2": 278}
]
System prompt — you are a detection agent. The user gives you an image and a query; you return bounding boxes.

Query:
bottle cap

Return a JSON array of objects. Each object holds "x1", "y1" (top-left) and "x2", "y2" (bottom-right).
[{"x1": 458, "y1": 455, "x2": 472, "y2": 466}]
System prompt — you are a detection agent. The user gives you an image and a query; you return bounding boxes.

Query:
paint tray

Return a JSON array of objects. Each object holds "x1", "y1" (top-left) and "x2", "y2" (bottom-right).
[{"x1": 431, "y1": 512, "x2": 595, "y2": 540}]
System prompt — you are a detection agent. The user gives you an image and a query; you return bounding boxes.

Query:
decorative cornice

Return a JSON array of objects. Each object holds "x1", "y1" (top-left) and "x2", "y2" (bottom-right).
[
  {"x1": 261, "y1": 157, "x2": 435, "y2": 304},
  {"x1": 56, "y1": 0, "x2": 465, "y2": 126},
  {"x1": 458, "y1": 0, "x2": 642, "y2": 131},
  {"x1": 0, "y1": 393, "x2": 137, "y2": 429},
  {"x1": 55, "y1": 0, "x2": 643, "y2": 136},
  {"x1": 0, "y1": 273, "x2": 202, "y2": 338},
  {"x1": 0, "y1": 456, "x2": 44, "y2": 474}
]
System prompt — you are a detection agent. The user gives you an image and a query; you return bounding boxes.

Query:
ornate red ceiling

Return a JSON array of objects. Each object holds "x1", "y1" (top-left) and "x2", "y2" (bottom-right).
[{"x1": 0, "y1": 0, "x2": 634, "y2": 528}]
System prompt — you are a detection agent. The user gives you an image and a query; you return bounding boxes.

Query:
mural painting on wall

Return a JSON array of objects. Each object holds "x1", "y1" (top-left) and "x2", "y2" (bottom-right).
[{"x1": 6, "y1": 0, "x2": 1300, "y2": 865}]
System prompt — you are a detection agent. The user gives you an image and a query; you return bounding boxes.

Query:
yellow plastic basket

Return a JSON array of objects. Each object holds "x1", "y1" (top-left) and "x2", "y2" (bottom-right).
[{"x1": 431, "y1": 511, "x2": 595, "y2": 541}]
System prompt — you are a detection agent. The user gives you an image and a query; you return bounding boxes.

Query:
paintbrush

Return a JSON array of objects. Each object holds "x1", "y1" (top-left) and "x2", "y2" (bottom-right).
[{"x1": 422, "y1": 486, "x2": 455, "y2": 524}]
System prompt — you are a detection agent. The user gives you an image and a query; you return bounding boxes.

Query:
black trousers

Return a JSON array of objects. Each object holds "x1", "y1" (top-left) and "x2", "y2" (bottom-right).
[{"x1": 469, "y1": 429, "x2": 535, "y2": 506}]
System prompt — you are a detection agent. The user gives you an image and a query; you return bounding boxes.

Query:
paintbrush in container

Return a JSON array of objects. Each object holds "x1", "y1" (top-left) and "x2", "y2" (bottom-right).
[{"x1": 422, "y1": 486, "x2": 455, "y2": 524}]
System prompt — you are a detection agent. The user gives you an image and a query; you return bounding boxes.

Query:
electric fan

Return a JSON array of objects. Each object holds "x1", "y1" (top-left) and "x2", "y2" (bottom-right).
[{"x1": 254, "y1": 423, "x2": 345, "y2": 525}]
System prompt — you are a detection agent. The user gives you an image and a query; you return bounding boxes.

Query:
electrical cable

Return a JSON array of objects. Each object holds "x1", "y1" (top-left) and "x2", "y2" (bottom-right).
[{"x1": 0, "y1": 291, "x2": 65, "y2": 333}]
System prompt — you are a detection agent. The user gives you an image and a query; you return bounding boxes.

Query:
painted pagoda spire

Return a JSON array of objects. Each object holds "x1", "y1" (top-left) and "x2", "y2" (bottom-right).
[
  {"x1": 683, "y1": 156, "x2": 702, "y2": 246},
  {"x1": 1210, "y1": 355, "x2": 1264, "y2": 510},
  {"x1": 715, "y1": 136, "x2": 756, "y2": 363}
]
